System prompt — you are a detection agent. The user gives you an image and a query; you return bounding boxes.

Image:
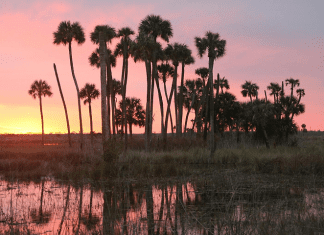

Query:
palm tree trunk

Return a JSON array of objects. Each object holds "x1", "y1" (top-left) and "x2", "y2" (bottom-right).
[
  {"x1": 68, "y1": 42, "x2": 83, "y2": 149},
  {"x1": 129, "y1": 121, "x2": 133, "y2": 137},
  {"x1": 163, "y1": 81, "x2": 174, "y2": 134},
  {"x1": 106, "y1": 54, "x2": 115, "y2": 136},
  {"x1": 39, "y1": 94, "x2": 44, "y2": 146},
  {"x1": 184, "y1": 93, "x2": 196, "y2": 133},
  {"x1": 106, "y1": 69, "x2": 111, "y2": 138},
  {"x1": 145, "y1": 60, "x2": 152, "y2": 152},
  {"x1": 178, "y1": 61, "x2": 185, "y2": 136},
  {"x1": 264, "y1": 90, "x2": 267, "y2": 102},
  {"x1": 121, "y1": 57, "x2": 126, "y2": 137},
  {"x1": 89, "y1": 101, "x2": 94, "y2": 146},
  {"x1": 99, "y1": 33, "x2": 109, "y2": 146},
  {"x1": 209, "y1": 57, "x2": 215, "y2": 155},
  {"x1": 174, "y1": 69, "x2": 178, "y2": 136},
  {"x1": 150, "y1": 70, "x2": 154, "y2": 136},
  {"x1": 124, "y1": 57, "x2": 129, "y2": 149},
  {"x1": 53, "y1": 64, "x2": 72, "y2": 147},
  {"x1": 163, "y1": 65, "x2": 178, "y2": 149},
  {"x1": 154, "y1": 73, "x2": 164, "y2": 134}
]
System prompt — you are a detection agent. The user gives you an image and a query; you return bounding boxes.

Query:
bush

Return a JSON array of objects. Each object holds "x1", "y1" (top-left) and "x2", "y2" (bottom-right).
[{"x1": 103, "y1": 138, "x2": 123, "y2": 163}]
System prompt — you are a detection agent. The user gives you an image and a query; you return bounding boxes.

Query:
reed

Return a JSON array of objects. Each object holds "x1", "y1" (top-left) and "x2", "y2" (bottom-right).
[{"x1": 0, "y1": 132, "x2": 323, "y2": 181}]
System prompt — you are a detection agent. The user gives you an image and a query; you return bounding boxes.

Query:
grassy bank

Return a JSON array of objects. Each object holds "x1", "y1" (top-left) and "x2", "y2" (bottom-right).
[{"x1": 0, "y1": 132, "x2": 323, "y2": 181}]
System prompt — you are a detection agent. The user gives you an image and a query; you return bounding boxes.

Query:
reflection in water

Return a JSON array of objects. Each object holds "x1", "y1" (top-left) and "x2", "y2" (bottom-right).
[{"x1": 0, "y1": 177, "x2": 323, "y2": 234}]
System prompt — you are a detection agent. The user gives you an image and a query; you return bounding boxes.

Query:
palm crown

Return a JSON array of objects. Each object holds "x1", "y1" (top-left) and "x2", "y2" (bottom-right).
[
  {"x1": 80, "y1": 83, "x2": 100, "y2": 104},
  {"x1": 195, "y1": 31, "x2": 226, "y2": 59},
  {"x1": 241, "y1": 81, "x2": 259, "y2": 102},
  {"x1": 90, "y1": 25, "x2": 116, "y2": 45},
  {"x1": 53, "y1": 21, "x2": 85, "y2": 45},
  {"x1": 139, "y1": 15, "x2": 173, "y2": 42},
  {"x1": 28, "y1": 80, "x2": 53, "y2": 99}
]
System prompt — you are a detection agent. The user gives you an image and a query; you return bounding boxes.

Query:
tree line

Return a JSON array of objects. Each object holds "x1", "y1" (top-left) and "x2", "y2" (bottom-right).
[{"x1": 28, "y1": 14, "x2": 305, "y2": 153}]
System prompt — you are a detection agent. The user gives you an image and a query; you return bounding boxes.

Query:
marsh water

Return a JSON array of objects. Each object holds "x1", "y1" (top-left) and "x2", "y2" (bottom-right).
[{"x1": 1, "y1": 174, "x2": 324, "y2": 234}]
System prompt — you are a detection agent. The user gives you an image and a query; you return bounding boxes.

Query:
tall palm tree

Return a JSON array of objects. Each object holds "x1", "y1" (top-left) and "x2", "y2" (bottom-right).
[
  {"x1": 163, "y1": 43, "x2": 183, "y2": 146},
  {"x1": 195, "y1": 31, "x2": 226, "y2": 154},
  {"x1": 28, "y1": 80, "x2": 52, "y2": 146},
  {"x1": 90, "y1": 25, "x2": 116, "y2": 143},
  {"x1": 158, "y1": 63, "x2": 175, "y2": 134},
  {"x1": 178, "y1": 44, "x2": 195, "y2": 136},
  {"x1": 241, "y1": 81, "x2": 259, "y2": 102},
  {"x1": 139, "y1": 14, "x2": 173, "y2": 150},
  {"x1": 267, "y1": 82, "x2": 281, "y2": 103},
  {"x1": 115, "y1": 27, "x2": 134, "y2": 151},
  {"x1": 53, "y1": 63, "x2": 72, "y2": 147},
  {"x1": 53, "y1": 21, "x2": 85, "y2": 149},
  {"x1": 80, "y1": 83, "x2": 100, "y2": 146},
  {"x1": 285, "y1": 77, "x2": 300, "y2": 98},
  {"x1": 131, "y1": 32, "x2": 156, "y2": 151},
  {"x1": 89, "y1": 47, "x2": 116, "y2": 136}
]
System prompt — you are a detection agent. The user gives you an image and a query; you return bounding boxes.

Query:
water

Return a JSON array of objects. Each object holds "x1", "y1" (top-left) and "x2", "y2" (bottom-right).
[{"x1": 0, "y1": 176, "x2": 324, "y2": 234}]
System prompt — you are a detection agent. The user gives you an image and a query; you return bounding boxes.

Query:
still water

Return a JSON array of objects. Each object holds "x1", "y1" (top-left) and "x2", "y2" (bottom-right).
[{"x1": 0, "y1": 175, "x2": 324, "y2": 234}]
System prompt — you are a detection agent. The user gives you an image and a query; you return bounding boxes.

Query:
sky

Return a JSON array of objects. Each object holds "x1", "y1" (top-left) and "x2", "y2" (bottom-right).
[{"x1": 0, "y1": 0, "x2": 323, "y2": 134}]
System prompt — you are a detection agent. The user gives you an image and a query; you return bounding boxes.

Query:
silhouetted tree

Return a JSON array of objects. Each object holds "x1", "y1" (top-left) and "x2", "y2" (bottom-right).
[
  {"x1": 80, "y1": 83, "x2": 100, "y2": 146},
  {"x1": 53, "y1": 21, "x2": 85, "y2": 149},
  {"x1": 195, "y1": 31, "x2": 226, "y2": 154},
  {"x1": 28, "y1": 80, "x2": 52, "y2": 146}
]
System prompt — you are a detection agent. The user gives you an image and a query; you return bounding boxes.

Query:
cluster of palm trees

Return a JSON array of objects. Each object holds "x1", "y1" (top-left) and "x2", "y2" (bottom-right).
[
  {"x1": 84, "y1": 14, "x2": 228, "y2": 153},
  {"x1": 29, "y1": 14, "x2": 305, "y2": 152},
  {"x1": 180, "y1": 75, "x2": 305, "y2": 148}
]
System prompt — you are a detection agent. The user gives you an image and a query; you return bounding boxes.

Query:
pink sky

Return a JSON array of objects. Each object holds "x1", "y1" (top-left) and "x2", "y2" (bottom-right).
[{"x1": 0, "y1": 0, "x2": 323, "y2": 134}]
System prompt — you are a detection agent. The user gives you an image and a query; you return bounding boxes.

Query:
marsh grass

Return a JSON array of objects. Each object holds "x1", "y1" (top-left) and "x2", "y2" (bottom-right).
[{"x1": 0, "y1": 132, "x2": 323, "y2": 181}]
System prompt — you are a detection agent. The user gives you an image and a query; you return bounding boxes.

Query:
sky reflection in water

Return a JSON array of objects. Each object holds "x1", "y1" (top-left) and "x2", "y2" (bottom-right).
[{"x1": 0, "y1": 178, "x2": 323, "y2": 234}]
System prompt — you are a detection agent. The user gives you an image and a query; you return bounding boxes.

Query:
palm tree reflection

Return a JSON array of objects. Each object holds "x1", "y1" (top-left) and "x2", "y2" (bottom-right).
[{"x1": 30, "y1": 180, "x2": 52, "y2": 225}]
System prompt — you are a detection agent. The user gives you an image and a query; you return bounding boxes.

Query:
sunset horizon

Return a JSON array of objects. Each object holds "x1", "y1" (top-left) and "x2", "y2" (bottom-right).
[{"x1": 1, "y1": 0, "x2": 323, "y2": 135}]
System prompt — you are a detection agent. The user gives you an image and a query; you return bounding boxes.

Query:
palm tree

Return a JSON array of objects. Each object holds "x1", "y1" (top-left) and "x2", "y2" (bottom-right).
[
  {"x1": 131, "y1": 32, "x2": 156, "y2": 151},
  {"x1": 296, "y1": 88, "x2": 305, "y2": 104},
  {"x1": 267, "y1": 82, "x2": 281, "y2": 103},
  {"x1": 178, "y1": 44, "x2": 195, "y2": 136},
  {"x1": 28, "y1": 80, "x2": 53, "y2": 146},
  {"x1": 115, "y1": 27, "x2": 134, "y2": 151},
  {"x1": 53, "y1": 21, "x2": 85, "y2": 149},
  {"x1": 241, "y1": 81, "x2": 259, "y2": 102},
  {"x1": 53, "y1": 63, "x2": 72, "y2": 147},
  {"x1": 90, "y1": 25, "x2": 116, "y2": 143},
  {"x1": 80, "y1": 83, "x2": 100, "y2": 146},
  {"x1": 139, "y1": 14, "x2": 173, "y2": 150},
  {"x1": 163, "y1": 43, "x2": 183, "y2": 146},
  {"x1": 157, "y1": 63, "x2": 175, "y2": 134},
  {"x1": 285, "y1": 78, "x2": 300, "y2": 98},
  {"x1": 195, "y1": 31, "x2": 226, "y2": 154},
  {"x1": 89, "y1": 47, "x2": 117, "y2": 136},
  {"x1": 117, "y1": 97, "x2": 146, "y2": 137}
]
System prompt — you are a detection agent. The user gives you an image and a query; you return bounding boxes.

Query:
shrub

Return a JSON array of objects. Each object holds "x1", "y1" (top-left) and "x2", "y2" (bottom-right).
[{"x1": 103, "y1": 138, "x2": 123, "y2": 163}]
